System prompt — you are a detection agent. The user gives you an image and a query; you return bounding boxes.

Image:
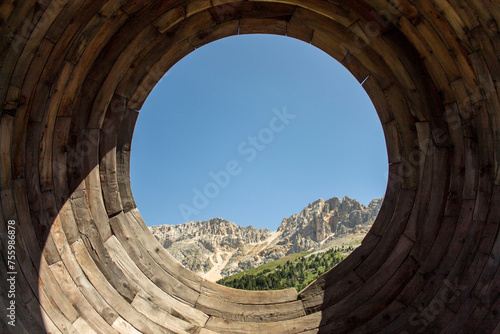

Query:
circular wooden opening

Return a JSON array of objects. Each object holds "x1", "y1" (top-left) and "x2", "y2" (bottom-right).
[{"x1": 1, "y1": 1, "x2": 498, "y2": 333}]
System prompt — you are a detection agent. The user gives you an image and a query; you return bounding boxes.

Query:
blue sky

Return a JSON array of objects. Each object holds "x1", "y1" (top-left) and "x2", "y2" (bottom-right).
[{"x1": 130, "y1": 34, "x2": 388, "y2": 230}]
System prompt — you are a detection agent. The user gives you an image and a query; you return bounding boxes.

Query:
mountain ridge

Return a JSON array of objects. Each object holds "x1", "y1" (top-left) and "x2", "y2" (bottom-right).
[{"x1": 149, "y1": 196, "x2": 383, "y2": 281}]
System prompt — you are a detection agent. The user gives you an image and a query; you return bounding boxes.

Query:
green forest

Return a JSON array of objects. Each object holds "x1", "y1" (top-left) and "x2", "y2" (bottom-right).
[{"x1": 217, "y1": 245, "x2": 355, "y2": 292}]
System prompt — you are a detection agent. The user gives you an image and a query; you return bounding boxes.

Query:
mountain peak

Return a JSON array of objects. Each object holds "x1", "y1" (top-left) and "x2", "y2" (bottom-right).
[{"x1": 150, "y1": 196, "x2": 383, "y2": 281}]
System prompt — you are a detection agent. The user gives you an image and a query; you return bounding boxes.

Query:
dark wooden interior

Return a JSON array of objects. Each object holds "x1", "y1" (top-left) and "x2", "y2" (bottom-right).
[{"x1": 1, "y1": 0, "x2": 499, "y2": 333}]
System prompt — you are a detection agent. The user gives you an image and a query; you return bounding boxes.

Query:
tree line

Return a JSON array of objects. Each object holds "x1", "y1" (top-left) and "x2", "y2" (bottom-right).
[{"x1": 217, "y1": 245, "x2": 355, "y2": 292}]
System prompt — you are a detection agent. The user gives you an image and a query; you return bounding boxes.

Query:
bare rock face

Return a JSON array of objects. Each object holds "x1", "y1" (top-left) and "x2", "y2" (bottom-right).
[
  {"x1": 150, "y1": 218, "x2": 272, "y2": 276},
  {"x1": 149, "y1": 197, "x2": 382, "y2": 280},
  {"x1": 277, "y1": 196, "x2": 382, "y2": 254}
]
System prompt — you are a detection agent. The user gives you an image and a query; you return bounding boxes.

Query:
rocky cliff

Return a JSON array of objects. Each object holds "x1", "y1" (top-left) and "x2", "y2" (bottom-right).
[{"x1": 150, "y1": 196, "x2": 382, "y2": 281}]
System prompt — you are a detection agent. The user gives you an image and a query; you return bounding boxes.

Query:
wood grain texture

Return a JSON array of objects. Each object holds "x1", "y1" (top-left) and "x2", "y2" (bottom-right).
[{"x1": 0, "y1": 0, "x2": 499, "y2": 332}]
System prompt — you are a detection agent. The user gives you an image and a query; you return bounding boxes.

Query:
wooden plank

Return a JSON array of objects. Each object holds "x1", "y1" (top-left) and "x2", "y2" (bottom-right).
[
  {"x1": 210, "y1": 1, "x2": 295, "y2": 24},
  {"x1": 204, "y1": 312, "x2": 321, "y2": 333},
  {"x1": 462, "y1": 138, "x2": 479, "y2": 200},
  {"x1": 299, "y1": 231, "x2": 381, "y2": 308},
  {"x1": 131, "y1": 294, "x2": 196, "y2": 334},
  {"x1": 48, "y1": 260, "x2": 120, "y2": 331},
  {"x1": 0, "y1": 0, "x2": 38, "y2": 109},
  {"x1": 37, "y1": 258, "x2": 81, "y2": 334},
  {"x1": 2, "y1": 85, "x2": 20, "y2": 112},
  {"x1": 38, "y1": 257, "x2": 80, "y2": 324},
  {"x1": 114, "y1": 31, "x2": 174, "y2": 99},
  {"x1": 200, "y1": 279, "x2": 298, "y2": 305},
  {"x1": 11, "y1": 37, "x2": 52, "y2": 179},
  {"x1": 125, "y1": 208, "x2": 205, "y2": 291},
  {"x1": 52, "y1": 116, "x2": 72, "y2": 209},
  {"x1": 409, "y1": 147, "x2": 450, "y2": 262},
  {"x1": 382, "y1": 119, "x2": 402, "y2": 164},
  {"x1": 349, "y1": 20, "x2": 422, "y2": 99},
  {"x1": 50, "y1": 218, "x2": 148, "y2": 333},
  {"x1": 127, "y1": 40, "x2": 194, "y2": 110},
  {"x1": 104, "y1": 236, "x2": 210, "y2": 326},
  {"x1": 88, "y1": 0, "x2": 185, "y2": 85},
  {"x1": 341, "y1": 50, "x2": 371, "y2": 84},
  {"x1": 153, "y1": 6, "x2": 186, "y2": 33},
  {"x1": 44, "y1": 0, "x2": 89, "y2": 43},
  {"x1": 286, "y1": 22, "x2": 313, "y2": 44},
  {"x1": 188, "y1": 20, "x2": 239, "y2": 49},
  {"x1": 38, "y1": 61, "x2": 74, "y2": 192},
  {"x1": 321, "y1": 256, "x2": 419, "y2": 333},
  {"x1": 38, "y1": 283, "x2": 80, "y2": 334},
  {"x1": 69, "y1": 180, "x2": 140, "y2": 303},
  {"x1": 72, "y1": 317, "x2": 98, "y2": 334},
  {"x1": 81, "y1": 128, "x2": 112, "y2": 242},
  {"x1": 239, "y1": 18, "x2": 286, "y2": 35},
  {"x1": 471, "y1": 187, "x2": 500, "y2": 302},
  {"x1": 165, "y1": 9, "x2": 216, "y2": 44},
  {"x1": 401, "y1": 143, "x2": 436, "y2": 243},
  {"x1": 317, "y1": 237, "x2": 415, "y2": 331},
  {"x1": 111, "y1": 317, "x2": 142, "y2": 334},
  {"x1": 109, "y1": 212, "x2": 201, "y2": 306},
  {"x1": 354, "y1": 193, "x2": 414, "y2": 281},
  {"x1": 195, "y1": 288, "x2": 306, "y2": 323},
  {"x1": 368, "y1": 178, "x2": 402, "y2": 237},
  {"x1": 99, "y1": 95, "x2": 125, "y2": 216},
  {"x1": 251, "y1": 0, "x2": 356, "y2": 28},
  {"x1": 470, "y1": 26, "x2": 500, "y2": 83},
  {"x1": 71, "y1": 240, "x2": 174, "y2": 334},
  {"x1": 383, "y1": 83, "x2": 419, "y2": 166},
  {"x1": 0, "y1": 114, "x2": 14, "y2": 190},
  {"x1": 88, "y1": 24, "x2": 159, "y2": 129},
  {"x1": 397, "y1": 15, "x2": 455, "y2": 104},
  {"x1": 301, "y1": 270, "x2": 364, "y2": 313},
  {"x1": 10, "y1": 0, "x2": 69, "y2": 88},
  {"x1": 349, "y1": 300, "x2": 407, "y2": 334},
  {"x1": 443, "y1": 102, "x2": 465, "y2": 218},
  {"x1": 414, "y1": 17, "x2": 460, "y2": 82},
  {"x1": 413, "y1": 0, "x2": 475, "y2": 80},
  {"x1": 57, "y1": 8, "x2": 128, "y2": 117},
  {"x1": 401, "y1": 205, "x2": 473, "y2": 317},
  {"x1": 65, "y1": 0, "x2": 130, "y2": 63},
  {"x1": 116, "y1": 108, "x2": 138, "y2": 212},
  {"x1": 42, "y1": 232, "x2": 62, "y2": 266}
]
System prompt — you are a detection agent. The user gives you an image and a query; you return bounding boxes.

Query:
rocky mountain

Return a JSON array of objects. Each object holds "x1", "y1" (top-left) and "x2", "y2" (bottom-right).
[{"x1": 150, "y1": 196, "x2": 383, "y2": 281}]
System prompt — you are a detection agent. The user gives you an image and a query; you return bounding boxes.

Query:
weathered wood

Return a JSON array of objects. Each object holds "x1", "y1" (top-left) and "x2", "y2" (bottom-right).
[
  {"x1": 153, "y1": 6, "x2": 186, "y2": 33},
  {"x1": 200, "y1": 279, "x2": 298, "y2": 305},
  {"x1": 109, "y1": 212, "x2": 201, "y2": 306},
  {"x1": 0, "y1": 114, "x2": 14, "y2": 192},
  {"x1": 188, "y1": 20, "x2": 239, "y2": 48},
  {"x1": 99, "y1": 95, "x2": 125, "y2": 216},
  {"x1": 1, "y1": 1, "x2": 500, "y2": 332},
  {"x1": 125, "y1": 208, "x2": 205, "y2": 292},
  {"x1": 88, "y1": 24, "x2": 159, "y2": 129},
  {"x1": 104, "y1": 236, "x2": 210, "y2": 326},
  {"x1": 71, "y1": 239, "x2": 176, "y2": 333},
  {"x1": 204, "y1": 312, "x2": 322, "y2": 333},
  {"x1": 131, "y1": 293, "x2": 196, "y2": 333},
  {"x1": 239, "y1": 18, "x2": 286, "y2": 35},
  {"x1": 81, "y1": 128, "x2": 112, "y2": 242},
  {"x1": 48, "y1": 260, "x2": 120, "y2": 331},
  {"x1": 116, "y1": 108, "x2": 138, "y2": 212},
  {"x1": 320, "y1": 256, "x2": 419, "y2": 333}
]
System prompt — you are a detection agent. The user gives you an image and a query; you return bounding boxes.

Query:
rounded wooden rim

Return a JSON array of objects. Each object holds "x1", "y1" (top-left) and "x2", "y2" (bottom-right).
[{"x1": 0, "y1": 1, "x2": 499, "y2": 333}]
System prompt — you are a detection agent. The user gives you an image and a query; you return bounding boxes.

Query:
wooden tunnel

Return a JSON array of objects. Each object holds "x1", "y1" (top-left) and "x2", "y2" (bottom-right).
[{"x1": 1, "y1": 0, "x2": 499, "y2": 333}]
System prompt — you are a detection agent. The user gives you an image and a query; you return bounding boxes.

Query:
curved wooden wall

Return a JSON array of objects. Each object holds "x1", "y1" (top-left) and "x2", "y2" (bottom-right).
[{"x1": 0, "y1": 1, "x2": 499, "y2": 333}]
